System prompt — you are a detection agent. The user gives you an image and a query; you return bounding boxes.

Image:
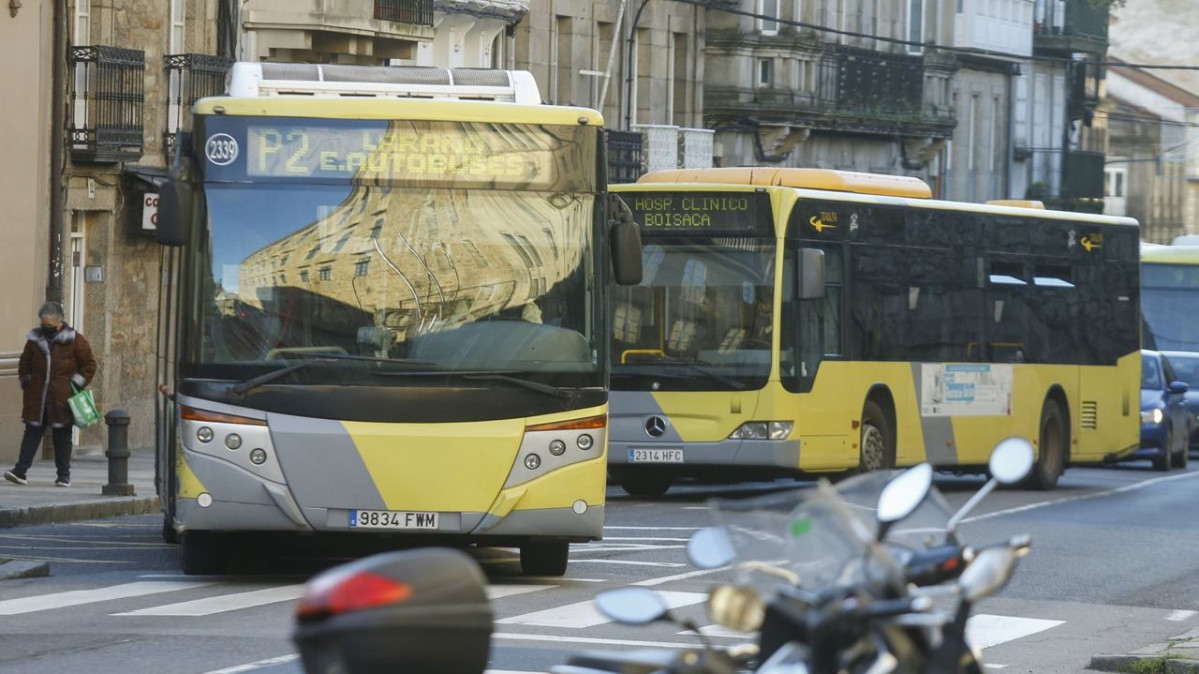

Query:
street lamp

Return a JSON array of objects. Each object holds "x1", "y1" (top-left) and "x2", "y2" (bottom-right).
[{"x1": 624, "y1": 0, "x2": 652, "y2": 130}]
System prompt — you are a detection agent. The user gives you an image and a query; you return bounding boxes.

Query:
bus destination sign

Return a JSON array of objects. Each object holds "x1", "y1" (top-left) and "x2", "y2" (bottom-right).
[{"x1": 623, "y1": 191, "x2": 772, "y2": 236}]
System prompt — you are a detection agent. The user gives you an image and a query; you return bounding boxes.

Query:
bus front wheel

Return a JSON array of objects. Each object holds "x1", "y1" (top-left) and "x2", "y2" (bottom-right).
[
  {"x1": 859, "y1": 400, "x2": 893, "y2": 472},
  {"x1": 1027, "y1": 399, "x2": 1067, "y2": 490},
  {"x1": 520, "y1": 540, "x2": 569, "y2": 577}
]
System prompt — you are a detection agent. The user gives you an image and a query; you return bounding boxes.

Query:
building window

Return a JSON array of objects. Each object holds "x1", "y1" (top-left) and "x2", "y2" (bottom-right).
[
  {"x1": 333, "y1": 230, "x2": 354, "y2": 252},
  {"x1": 300, "y1": 269, "x2": 310, "y2": 283},
  {"x1": 306, "y1": 245, "x2": 320, "y2": 260},
  {"x1": 74, "y1": 0, "x2": 90, "y2": 44},
  {"x1": 355, "y1": 259, "x2": 370, "y2": 277},
  {"x1": 279, "y1": 272, "x2": 287, "y2": 285},
  {"x1": 1106, "y1": 167, "x2": 1127, "y2": 198},
  {"x1": 169, "y1": 0, "x2": 186, "y2": 53},
  {"x1": 907, "y1": 0, "x2": 924, "y2": 53},
  {"x1": 319, "y1": 266, "x2": 332, "y2": 282},
  {"x1": 370, "y1": 219, "x2": 384, "y2": 240},
  {"x1": 758, "y1": 58, "x2": 774, "y2": 88},
  {"x1": 758, "y1": 0, "x2": 780, "y2": 34}
]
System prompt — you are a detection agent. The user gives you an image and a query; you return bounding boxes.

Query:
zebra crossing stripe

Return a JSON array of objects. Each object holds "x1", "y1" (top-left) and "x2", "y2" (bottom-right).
[
  {"x1": 497, "y1": 590, "x2": 708, "y2": 629},
  {"x1": 0, "y1": 581, "x2": 214, "y2": 616},
  {"x1": 114, "y1": 584, "x2": 306, "y2": 617}
]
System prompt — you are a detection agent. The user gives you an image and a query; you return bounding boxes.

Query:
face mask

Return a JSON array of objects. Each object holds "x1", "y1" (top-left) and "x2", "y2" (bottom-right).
[{"x1": 39, "y1": 326, "x2": 58, "y2": 338}]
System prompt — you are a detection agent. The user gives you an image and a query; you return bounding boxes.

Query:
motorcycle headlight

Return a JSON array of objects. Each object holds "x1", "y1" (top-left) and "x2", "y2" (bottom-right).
[{"x1": 707, "y1": 584, "x2": 764, "y2": 633}]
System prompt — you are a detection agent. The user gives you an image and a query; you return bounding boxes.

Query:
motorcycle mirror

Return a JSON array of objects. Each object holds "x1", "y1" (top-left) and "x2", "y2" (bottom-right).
[
  {"x1": 875, "y1": 463, "x2": 933, "y2": 541},
  {"x1": 988, "y1": 437, "x2": 1036, "y2": 485},
  {"x1": 593, "y1": 587, "x2": 671, "y2": 626},
  {"x1": 707, "y1": 584, "x2": 765, "y2": 634},
  {"x1": 687, "y1": 526, "x2": 737, "y2": 569},
  {"x1": 959, "y1": 545, "x2": 1024, "y2": 602},
  {"x1": 948, "y1": 437, "x2": 1036, "y2": 536}
]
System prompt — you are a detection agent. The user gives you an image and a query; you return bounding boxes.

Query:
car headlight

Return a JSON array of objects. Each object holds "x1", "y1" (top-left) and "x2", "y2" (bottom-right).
[{"x1": 1141, "y1": 409, "x2": 1164, "y2": 424}]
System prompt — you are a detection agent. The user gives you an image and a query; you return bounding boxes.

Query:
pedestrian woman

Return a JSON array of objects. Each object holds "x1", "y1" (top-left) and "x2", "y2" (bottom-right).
[{"x1": 3, "y1": 302, "x2": 97, "y2": 487}]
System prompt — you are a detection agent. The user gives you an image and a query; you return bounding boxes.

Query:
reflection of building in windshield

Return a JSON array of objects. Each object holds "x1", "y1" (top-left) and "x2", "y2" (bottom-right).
[{"x1": 232, "y1": 184, "x2": 589, "y2": 353}]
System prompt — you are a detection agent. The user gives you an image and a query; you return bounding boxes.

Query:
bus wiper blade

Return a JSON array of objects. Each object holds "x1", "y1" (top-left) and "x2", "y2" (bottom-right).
[
  {"x1": 231, "y1": 353, "x2": 433, "y2": 394},
  {"x1": 458, "y1": 373, "x2": 578, "y2": 402},
  {"x1": 637, "y1": 356, "x2": 747, "y2": 390}
]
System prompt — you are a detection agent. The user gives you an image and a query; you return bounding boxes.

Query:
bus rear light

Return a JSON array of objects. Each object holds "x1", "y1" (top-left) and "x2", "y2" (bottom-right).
[
  {"x1": 181, "y1": 406, "x2": 267, "y2": 426},
  {"x1": 296, "y1": 571, "x2": 412, "y2": 622},
  {"x1": 526, "y1": 414, "x2": 607, "y2": 432}
]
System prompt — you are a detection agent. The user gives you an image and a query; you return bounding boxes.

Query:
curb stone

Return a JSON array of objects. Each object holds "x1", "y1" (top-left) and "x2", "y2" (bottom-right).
[
  {"x1": 0, "y1": 496, "x2": 160, "y2": 528},
  {"x1": 0, "y1": 559, "x2": 50, "y2": 580}
]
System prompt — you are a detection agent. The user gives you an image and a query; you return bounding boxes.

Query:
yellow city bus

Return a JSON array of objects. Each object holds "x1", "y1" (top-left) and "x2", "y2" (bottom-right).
[
  {"x1": 607, "y1": 168, "x2": 1140, "y2": 495},
  {"x1": 1141, "y1": 243, "x2": 1199, "y2": 352},
  {"x1": 152, "y1": 63, "x2": 641, "y2": 575}
]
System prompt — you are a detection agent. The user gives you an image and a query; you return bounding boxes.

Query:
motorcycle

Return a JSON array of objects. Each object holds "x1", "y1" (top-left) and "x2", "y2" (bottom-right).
[
  {"x1": 554, "y1": 437, "x2": 1037, "y2": 674},
  {"x1": 286, "y1": 438, "x2": 1035, "y2": 674}
]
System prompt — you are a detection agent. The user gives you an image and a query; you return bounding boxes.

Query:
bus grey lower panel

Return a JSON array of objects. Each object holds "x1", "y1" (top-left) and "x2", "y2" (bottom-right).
[
  {"x1": 475, "y1": 506, "x2": 603, "y2": 538},
  {"x1": 176, "y1": 499, "x2": 308, "y2": 532}
]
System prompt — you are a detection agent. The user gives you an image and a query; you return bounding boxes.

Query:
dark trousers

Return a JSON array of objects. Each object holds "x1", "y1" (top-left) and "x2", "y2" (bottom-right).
[{"x1": 13, "y1": 422, "x2": 73, "y2": 480}]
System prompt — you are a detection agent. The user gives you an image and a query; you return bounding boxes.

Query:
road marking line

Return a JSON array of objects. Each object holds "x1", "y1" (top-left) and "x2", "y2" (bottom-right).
[
  {"x1": 0, "y1": 554, "x2": 134, "y2": 564},
  {"x1": 682, "y1": 506, "x2": 710, "y2": 510},
  {"x1": 604, "y1": 526, "x2": 701, "y2": 530},
  {"x1": 569, "y1": 559, "x2": 686, "y2": 568},
  {"x1": 497, "y1": 591, "x2": 707, "y2": 629},
  {"x1": 114, "y1": 585, "x2": 305, "y2": 617},
  {"x1": 634, "y1": 565, "x2": 731, "y2": 587},
  {"x1": 201, "y1": 654, "x2": 299, "y2": 674},
  {"x1": 685, "y1": 624, "x2": 754, "y2": 639},
  {"x1": 1167, "y1": 610, "x2": 1197, "y2": 621},
  {"x1": 960, "y1": 470, "x2": 1199, "y2": 525},
  {"x1": 966, "y1": 614, "x2": 1064, "y2": 649},
  {"x1": 0, "y1": 581, "x2": 215, "y2": 615},
  {"x1": 603, "y1": 537, "x2": 692, "y2": 542},
  {"x1": 984, "y1": 665, "x2": 1007, "y2": 670},
  {"x1": 493, "y1": 632, "x2": 700, "y2": 649},
  {"x1": 572, "y1": 544, "x2": 686, "y2": 553},
  {"x1": 487, "y1": 585, "x2": 556, "y2": 600}
]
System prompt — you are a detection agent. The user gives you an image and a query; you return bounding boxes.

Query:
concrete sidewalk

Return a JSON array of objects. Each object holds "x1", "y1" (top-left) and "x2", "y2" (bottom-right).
[
  {"x1": 0, "y1": 449, "x2": 159, "y2": 528},
  {"x1": 1090, "y1": 628, "x2": 1199, "y2": 673}
]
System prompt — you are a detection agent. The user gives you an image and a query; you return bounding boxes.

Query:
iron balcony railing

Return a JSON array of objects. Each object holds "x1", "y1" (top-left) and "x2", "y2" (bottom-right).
[
  {"x1": 373, "y1": 0, "x2": 435, "y2": 26},
  {"x1": 818, "y1": 45, "x2": 925, "y2": 118},
  {"x1": 607, "y1": 130, "x2": 643, "y2": 184},
  {"x1": 164, "y1": 54, "x2": 235, "y2": 156},
  {"x1": 69, "y1": 46, "x2": 146, "y2": 163}
]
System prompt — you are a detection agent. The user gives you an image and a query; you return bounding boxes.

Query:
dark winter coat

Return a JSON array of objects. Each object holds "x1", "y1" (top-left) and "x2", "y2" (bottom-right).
[{"x1": 18, "y1": 326, "x2": 98, "y2": 428}]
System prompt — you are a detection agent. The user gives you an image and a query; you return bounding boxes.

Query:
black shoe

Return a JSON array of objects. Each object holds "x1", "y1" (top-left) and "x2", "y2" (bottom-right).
[
  {"x1": 55, "y1": 477, "x2": 70, "y2": 487},
  {"x1": 4, "y1": 470, "x2": 27, "y2": 485}
]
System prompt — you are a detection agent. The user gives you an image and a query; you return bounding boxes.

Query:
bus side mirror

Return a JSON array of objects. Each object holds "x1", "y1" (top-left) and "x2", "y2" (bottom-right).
[
  {"x1": 156, "y1": 180, "x2": 194, "y2": 247},
  {"x1": 797, "y1": 248, "x2": 825, "y2": 299},
  {"x1": 609, "y1": 195, "x2": 643, "y2": 286}
]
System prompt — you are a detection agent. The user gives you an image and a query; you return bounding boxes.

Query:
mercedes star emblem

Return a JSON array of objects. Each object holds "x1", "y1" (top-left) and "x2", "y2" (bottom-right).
[{"x1": 645, "y1": 416, "x2": 668, "y2": 438}]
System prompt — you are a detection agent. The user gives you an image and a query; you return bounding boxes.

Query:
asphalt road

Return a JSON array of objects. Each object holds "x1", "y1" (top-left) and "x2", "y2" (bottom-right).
[{"x1": 1, "y1": 460, "x2": 1198, "y2": 674}]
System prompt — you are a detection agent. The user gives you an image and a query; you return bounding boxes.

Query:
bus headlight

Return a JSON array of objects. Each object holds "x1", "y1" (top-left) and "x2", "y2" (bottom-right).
[
  {"x1": 729, "y1": 422, "x2": 794, "y2": 440},
  {"x1": 577, "y1": 434, "x2": 594, "y2": 450},
  {"x1": 524, "y1": 454, "x2": 542, "y2": 470},
  {"x1": 1142, "y1": 409, "x2": 1164, "y2": 425},
  {"x1": 197, "y1": 427, "x2": 214, "y2": 443},
  {"x1": 549, "y1": 440, "x2": 567, "y2": 456},
  {"x1": 225, "y1": 434, "x2": 242, "y2": 450},
  {"x1": 249, "y1": 448, "x2": 268, "y2": 465}
]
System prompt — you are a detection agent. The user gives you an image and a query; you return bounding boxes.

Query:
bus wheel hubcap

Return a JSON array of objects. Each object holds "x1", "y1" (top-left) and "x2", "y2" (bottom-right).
[{"x1": 861, "y1": 426, "x2": 886, "y2": 471}]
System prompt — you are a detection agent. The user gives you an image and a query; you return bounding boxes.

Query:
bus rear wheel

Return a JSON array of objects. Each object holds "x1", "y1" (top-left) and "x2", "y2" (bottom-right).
[
  {"x1": 1027, "y1": 399, "x2": 1067, "y2": 490},
  {"x1": 859, "y1": 400, "x2": 893, "y2": 472},
  {"x1": 520, "y1": 541, "x2": 569, "y2": 577}
]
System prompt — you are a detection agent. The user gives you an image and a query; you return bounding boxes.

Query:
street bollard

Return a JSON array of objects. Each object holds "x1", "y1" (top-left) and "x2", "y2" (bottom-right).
[{"x1": 102, "y1": 409, "x2": 135, "y2": 496}]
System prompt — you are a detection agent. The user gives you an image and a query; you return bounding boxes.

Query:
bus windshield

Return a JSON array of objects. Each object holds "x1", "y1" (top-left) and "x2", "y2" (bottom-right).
[
  {"x1": 192, "y1": 183, "x2": 596, "y2": 384},
  {"x1": 1143, "y1": 264, "x2": 1199, "y2": 351},
  {"x1": 611, "y1": 239, "x2": 775, "y2": 391}
]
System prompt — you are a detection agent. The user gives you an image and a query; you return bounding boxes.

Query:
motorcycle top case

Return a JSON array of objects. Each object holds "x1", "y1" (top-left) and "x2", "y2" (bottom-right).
[{"x1": 293, "y1": 547, "x2": 494, "y2": 674}]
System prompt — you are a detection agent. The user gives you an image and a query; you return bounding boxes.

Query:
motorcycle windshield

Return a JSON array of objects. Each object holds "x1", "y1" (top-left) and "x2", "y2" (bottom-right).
[
  {"x1": 707, "y1": 480, "x2": 905, "y2": 598},
  {"x1": 831, "y1": 469, "x2": 956, "y2": 551}
]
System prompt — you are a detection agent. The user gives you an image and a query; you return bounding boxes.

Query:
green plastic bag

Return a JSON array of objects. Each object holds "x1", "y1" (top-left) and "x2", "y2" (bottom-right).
[{"x1": 68, "y1": 382, "x2": 100, "y2": 428}]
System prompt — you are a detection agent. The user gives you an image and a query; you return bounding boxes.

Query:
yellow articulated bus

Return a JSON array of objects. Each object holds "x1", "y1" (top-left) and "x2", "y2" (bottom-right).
[
  {"x1": 607, "y1": 168, "x2": 1140, "y2": 496},
  {"x1": 1141, "y1": 243, "x2": 1199, "y2": 352},
  {"x1": 152, "y1": 63, "x2": 641, "y2": 575}
]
